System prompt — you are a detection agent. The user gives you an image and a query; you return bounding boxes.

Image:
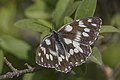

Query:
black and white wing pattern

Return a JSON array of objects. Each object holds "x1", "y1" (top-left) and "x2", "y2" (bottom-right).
[
  {"x1": 36, "y1": 35, "x2": 57, "y2": 68},
  {"x1": 60, "y1": 37, "x2": 92, "y2": 67},
  {"x1": 58, "y1": 17, "x2": 102, "y2": 45},
  {"x1": 36, "y1": 17, "x2": 102, "y2": 73},
  {"x1": 36, "y1": 35, "x2": 72, "y2": 73}
]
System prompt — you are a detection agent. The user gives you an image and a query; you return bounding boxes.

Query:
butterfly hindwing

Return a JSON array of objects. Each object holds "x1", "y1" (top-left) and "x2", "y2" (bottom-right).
[
  {"x1": 36, "y1": 35, "x2": 72, "y2": 73},
  {"x1": 61, "y1": 38, "x2": 92, "y2": 66},
  {"x1": 36, "y1": 35, "x2": 58, "y2": 68}
]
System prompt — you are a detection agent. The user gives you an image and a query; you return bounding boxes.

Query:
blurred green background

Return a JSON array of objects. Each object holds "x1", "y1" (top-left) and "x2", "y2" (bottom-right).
[{"x1": 0, "y1": 0, "x2": 120, "y2": 80}]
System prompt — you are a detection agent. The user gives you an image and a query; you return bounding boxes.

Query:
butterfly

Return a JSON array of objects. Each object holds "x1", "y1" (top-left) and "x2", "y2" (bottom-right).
[{"x1": 36, "y1": 17, "x2": 102, "y2": 73}]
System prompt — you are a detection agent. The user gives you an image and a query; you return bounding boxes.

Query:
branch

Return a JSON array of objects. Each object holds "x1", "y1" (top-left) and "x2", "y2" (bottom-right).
[
  {"x1": 100, "y1": 63, "x2": 120, "y2": 80},
  {"x1": 100, "y1": 64, "x2": 114, "y2": 80},
  {"x1": 0, "y1": 57, "x2": 40, "y2": 80}
]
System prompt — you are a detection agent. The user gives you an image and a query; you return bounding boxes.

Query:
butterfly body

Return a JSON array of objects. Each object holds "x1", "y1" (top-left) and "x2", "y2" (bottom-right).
[
  {"x1": 36, "y1": 17, "x2": 102, "y2": 73},
  {"x1": 51, "y1": 30, "x2": 66, "y2": 56}
]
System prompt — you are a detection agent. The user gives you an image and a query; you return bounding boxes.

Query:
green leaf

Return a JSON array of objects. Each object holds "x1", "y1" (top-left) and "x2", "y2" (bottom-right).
[
  {"x1": 98, "y1": 35, "x2": 104, "y2": 40},
  {"x1": 23, "y1": 73, "x2": 34, "y2": 80},
  {"x1": 0, "y1": 50, "x2": 4, "y2": 73},
  {"x1": 112, "y1": 13, "x2": 120, "y2": 27},
  {"x1": 102, "y1": 42, "x2": 120, "y2": 68},
  {"x1": 88, "y1": 47, "x2": 103, "y2": 65},
  {"x1": 15, "y1": 19, "x2": 52, "y2": 38},
  {"x1": 53, "y1": 0, "x2": 74, "y2": 28},
  {"x1": 100, "y1": 25, "x2": 120, "y2": 33},
  {"x1": 74, "y1": 0, "x2": 97, "y2": 19},
  {"x1": 0, "y1": 2, "x2": 16, "y2": 31},
  {"x1": 64, "y1": 16, "x2": 73, "y2": 24},
  {"x1": 65, "y1": 1, "x2": 81, "y2": 18},
  {"x1": 0, "y1": 35, "x2": 31, "y2": 60},
  {"x1": 15, "y1": 19, "x2": 52, "y2": 32},
  {"x1": 25, "y1": 0, "x2": 50, "y2": 19}
]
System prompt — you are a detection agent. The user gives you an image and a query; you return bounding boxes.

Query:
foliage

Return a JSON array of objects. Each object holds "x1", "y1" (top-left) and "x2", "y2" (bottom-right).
[
  {"x1": 0, "y1": 50, "x2": 4, "y2": 74},
  {"x1": 0, "y1": 0, "x2": 120, "y2": 80}
]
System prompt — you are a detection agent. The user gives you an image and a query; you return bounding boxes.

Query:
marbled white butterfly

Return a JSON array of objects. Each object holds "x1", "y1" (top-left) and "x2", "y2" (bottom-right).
[{"x1": 36, "y1": 17, "x2": 102, "y2": 73}]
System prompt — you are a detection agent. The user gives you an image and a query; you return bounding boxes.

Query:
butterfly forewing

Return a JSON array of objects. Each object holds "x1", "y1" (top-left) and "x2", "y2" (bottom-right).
[{"x1": 58, "y1": 17, "x2": 102, "y2": 45}]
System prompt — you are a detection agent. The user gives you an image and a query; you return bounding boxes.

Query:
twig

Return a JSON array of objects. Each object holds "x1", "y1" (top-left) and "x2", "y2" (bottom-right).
[
  {"x1": 100, "y1": 64, "x2": 114, "y2": 80},
  {"x1": 100, "y1": 63, "x2": 120, "y2": 80},
  {"x1": 0, "y1": 57, "x2": 40, "y2": 80},
  {"x1": 4, "y1": 57, "x2": 18, "y2": 72}
]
